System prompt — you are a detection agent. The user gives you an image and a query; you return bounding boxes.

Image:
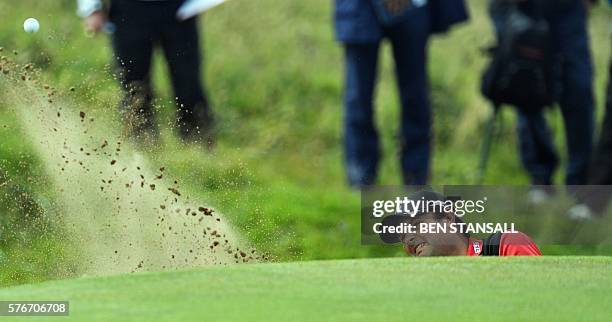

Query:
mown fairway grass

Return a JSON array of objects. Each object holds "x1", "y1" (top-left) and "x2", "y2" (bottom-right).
[{"x1": 1, "y1": 257, "x2": 611, "y2": 322}]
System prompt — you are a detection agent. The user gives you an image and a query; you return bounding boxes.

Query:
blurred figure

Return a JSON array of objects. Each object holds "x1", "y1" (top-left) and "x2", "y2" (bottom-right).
[
  {"x1": 334, "y1": 0, "x2": 468, "y2": 187},
  {"x1": 587, "y1": 65, "x2": 612, "y2": 190},
  {"x1": 77, "y1": 0, "x2": 215, "y2": 147},
  {"x1": 591, "y1": 1, "x2": 612, "y2": 188},
  {"x1": 489, "y1": 0, "x2": 596, "y2": 189},
  {"x1": 569, "y1": 0, "x2": 612, "y2": 220},
  {"x1": 590, "y1": 8, "x2": 612, "y2": 182}
]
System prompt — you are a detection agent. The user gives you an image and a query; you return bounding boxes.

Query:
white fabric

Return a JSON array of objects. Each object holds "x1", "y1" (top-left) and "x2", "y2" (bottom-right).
[
  {"x1": 76, "y1": 0, "x2": 169, "y2": 17},
  {"x1": 77, "y1": 0, "x2": 103, "y2": 17},
  {"x1": 176, "y1": 0, "x2": 226, "y2": 20}
]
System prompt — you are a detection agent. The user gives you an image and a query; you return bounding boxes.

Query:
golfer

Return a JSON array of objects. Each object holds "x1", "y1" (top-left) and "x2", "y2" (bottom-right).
[
  {"x1": 77, "y1": 0, "x2": 215, "y2": 147},
  {"x1": 379, "y1": 191, "x2": 542, "y2": 256}
]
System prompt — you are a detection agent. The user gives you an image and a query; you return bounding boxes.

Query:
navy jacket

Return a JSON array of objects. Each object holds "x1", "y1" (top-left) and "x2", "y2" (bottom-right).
[{"x1": 334, "y1": 0, "x2": 469, "y2": 43}]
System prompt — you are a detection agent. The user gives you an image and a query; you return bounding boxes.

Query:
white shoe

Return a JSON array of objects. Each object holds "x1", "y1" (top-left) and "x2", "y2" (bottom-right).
[
  {"x1": 528, "y1": 188, "x2": 551, "y2": 205},
  {"x1": 567, "y1": 204, "x2": 595, "y2": 221}
]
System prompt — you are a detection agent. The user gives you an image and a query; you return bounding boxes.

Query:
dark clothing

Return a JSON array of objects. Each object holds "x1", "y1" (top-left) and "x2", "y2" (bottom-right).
[
  {"x1": 573, "y1": 2, "x2": 612, "y2": 215},
  {"x1": 428, "y1": 0, "x2": 470, "y2": 33},
  {"x1": 490, "y1": 0, "x2": 594, "y2": 185},
  {"x1": 334, "y1": 0, "x2": 468, "y2": 43},
  {"x1": 591, "y1": 63, "x2": 612, "y2": 186},
  {"x1": 335, "y1": 0, "x2": 468, "y2": 186},
  {"x1": 341, "y1": 4, "x2": 431, "y2": 186},
  {"x1": 467, "y1": 232, "x2": 542, "y2": 256},
  {"x1": 109, "y1": 0, "x2": 212, "y2": 139},
  {"x1": 579, "y1": 63, "x2": 612, "y2": 213},
  {"x1": 334, "y1": 0, "x2": 382, "y2": 43}
]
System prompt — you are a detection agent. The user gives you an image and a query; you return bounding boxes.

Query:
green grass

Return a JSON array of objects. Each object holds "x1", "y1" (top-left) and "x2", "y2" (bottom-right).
[
  {"x1": 0, "y1": 0, "x2": 611, "y2": 286},
  {"x1": 0, "y1": 257, "x2": 611, "y2": 321}
]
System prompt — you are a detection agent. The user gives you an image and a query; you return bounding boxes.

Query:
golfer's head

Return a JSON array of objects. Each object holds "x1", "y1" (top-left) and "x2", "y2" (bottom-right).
[
  {"x1": 379, "y1": 190, "x2": 467, "y2": 257},
  {"x1": 399, "y1": 211, "x2": 464, "y2": 256}
]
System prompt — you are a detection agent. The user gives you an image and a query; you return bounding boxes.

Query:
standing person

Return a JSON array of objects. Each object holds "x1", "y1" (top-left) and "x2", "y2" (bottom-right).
[
  {"x1": 590, "y1": 0, "x2": 612, "y2": 187},
  {"x1": 589, "y1": 4, "x2": 612, "y2": 190},
  {"x1": 488, "y1": 0, "x2": 596, "y2": 192},
  {"x1": 569, "y1": 0, "x2": 612, "y2": 219},
  {"x1": 77, "y1": 0, "x2": 215, "y2": 147},
  {"x1": 334, "y1": 0, "x2": 468, "y2": 188},
  {"x1": 579, "y1": 64, "x2": 612, "y2": 215},
  {"x1": 591, "y1": 15, "x2": 612, "y2": 188}
]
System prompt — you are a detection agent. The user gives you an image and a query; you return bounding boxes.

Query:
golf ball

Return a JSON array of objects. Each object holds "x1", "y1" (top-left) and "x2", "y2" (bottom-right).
[{"x1": 23, "y1": 18, "x2": 40, "y2": 33}]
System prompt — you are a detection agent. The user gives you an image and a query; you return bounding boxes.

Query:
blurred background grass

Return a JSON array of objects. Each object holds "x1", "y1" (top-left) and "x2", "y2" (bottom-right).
[{"x1": 0, "y1": 0, "x2": 610, "y2": 286}]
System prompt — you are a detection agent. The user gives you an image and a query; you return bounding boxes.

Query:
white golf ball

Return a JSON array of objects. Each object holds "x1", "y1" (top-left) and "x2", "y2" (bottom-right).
[{"x1": 23, "y1": 18, "x2": 40, "y2": 33}]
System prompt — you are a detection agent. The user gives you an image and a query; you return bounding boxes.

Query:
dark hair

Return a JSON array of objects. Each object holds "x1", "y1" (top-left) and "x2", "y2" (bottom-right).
[
  {"x1": 380, "y1": 190, "x2": 471, "y2": 245},
  {"x1": 403, "y1": 189, "x2": 471, "y2": 239}
]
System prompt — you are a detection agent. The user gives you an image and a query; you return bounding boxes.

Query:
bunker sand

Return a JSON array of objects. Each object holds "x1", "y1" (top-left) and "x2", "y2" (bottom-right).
[{"x1": 3, "y1": 77, "x2": 253, "y2": 277}]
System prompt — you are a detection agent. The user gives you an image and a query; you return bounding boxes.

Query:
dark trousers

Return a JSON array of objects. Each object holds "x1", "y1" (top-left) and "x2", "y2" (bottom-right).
[
  {"x1": 342, "y1": 10, "x2": 430, "y2": 186},
  {"x1": 109, "y1": 0, "x2": 210, "y2": 131},
  {"x1": 591, "y1": 63, "x2": 612, "y2": 185},
  {"x1": 491, "y1": 0, "x2": 594, "y2": 185},
  {"x1": 580, "y1": 63, "x2": 612, "y2": 213}
]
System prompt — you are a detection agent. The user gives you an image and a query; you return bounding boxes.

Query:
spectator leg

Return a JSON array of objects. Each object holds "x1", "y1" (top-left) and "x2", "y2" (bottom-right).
[
  {"x1": 343, "y1": 43, "x2": 381, "y2": 187},
  {"x1": 387, "y1": 8, "x2": 431, "y2": 185}
]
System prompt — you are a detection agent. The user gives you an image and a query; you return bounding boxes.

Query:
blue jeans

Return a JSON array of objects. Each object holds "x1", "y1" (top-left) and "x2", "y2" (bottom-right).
[
  {"x1": 490, "y1": 0, "x2": 594, "y2": 185},
  {"x1": 342, "y1": 10, "x2": 430, "y2": 186}
]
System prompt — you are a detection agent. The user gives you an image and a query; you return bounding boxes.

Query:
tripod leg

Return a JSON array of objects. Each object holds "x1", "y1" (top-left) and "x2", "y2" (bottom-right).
[{"x1": 477, "y1": 105, "x2": 500, "y2": 183}]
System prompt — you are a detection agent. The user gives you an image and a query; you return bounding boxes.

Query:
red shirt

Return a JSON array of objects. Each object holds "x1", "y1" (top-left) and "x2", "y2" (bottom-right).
[{"x1": 467, "y1": 232, "x2": 542, "y2": 256}]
